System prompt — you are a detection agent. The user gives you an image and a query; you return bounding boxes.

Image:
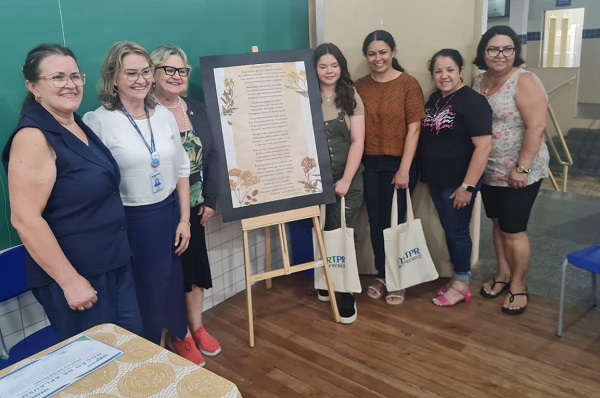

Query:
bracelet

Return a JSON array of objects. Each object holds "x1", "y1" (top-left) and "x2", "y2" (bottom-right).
[{"x1": 179, "y1": 219, "x2": 191, "y2": 226}]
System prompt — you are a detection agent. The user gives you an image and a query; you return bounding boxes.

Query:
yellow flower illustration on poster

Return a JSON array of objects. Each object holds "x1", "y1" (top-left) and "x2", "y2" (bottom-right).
[{"x1": 284, "y1": 70, "x2": 308, "y2": 98}]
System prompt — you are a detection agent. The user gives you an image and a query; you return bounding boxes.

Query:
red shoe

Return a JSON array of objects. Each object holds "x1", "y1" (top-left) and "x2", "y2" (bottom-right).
[
  {"x1": 171, "y1": 337, "x2": 206, "y2": 366},
  {"x1": 192, "y1": 326, "x2": 222, "y2": 356}
]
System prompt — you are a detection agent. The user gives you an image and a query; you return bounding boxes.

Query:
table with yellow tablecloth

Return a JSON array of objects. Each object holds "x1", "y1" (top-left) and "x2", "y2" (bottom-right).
[{"x1": 0, "y1": 323, "x2": 241, "y2": 398}]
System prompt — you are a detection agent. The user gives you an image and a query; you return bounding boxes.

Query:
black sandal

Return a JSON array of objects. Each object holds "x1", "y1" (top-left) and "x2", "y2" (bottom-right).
[
  {"x1": 479, "y1": 278, "x2": 510, "y2": 299},
  {"x1": 501, "y1": 291, "x2": 528, "y2": 315}
]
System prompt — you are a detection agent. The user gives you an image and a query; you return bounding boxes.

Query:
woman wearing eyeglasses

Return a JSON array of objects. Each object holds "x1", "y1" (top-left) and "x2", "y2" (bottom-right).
[
  {"x1": 83, "y1": 42, "x2": 191, "y2": 350},
  {"x1": 148, "y1": 45, "x2": 221, "y2": 366},
  {"x1": 2, "y1": 44, "x2": 143, "y2": 340},
  {"x1": 472, "y1": 26, "x2": 549, "y2": 315}
]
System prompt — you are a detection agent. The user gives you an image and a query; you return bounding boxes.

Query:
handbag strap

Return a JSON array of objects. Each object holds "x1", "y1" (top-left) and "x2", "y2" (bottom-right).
[
  {"x1": 319, "y1": 196, "x2": 347, "y2": 230},
  {"x1": 319, "y1": 203, "x2": 326, "y2": 229},
  {"x1": 390, "y1": 188, "x2": 415, "y2": 228},
  {"x1": 405, "y1": 188, "x2": 415, "y2": 223},
  {"x1": 390, "y1": 189, "x2": 398, "y2": 228},
  {"x1": 340, "y1": 196, "x2": 347, "y2": 229}
]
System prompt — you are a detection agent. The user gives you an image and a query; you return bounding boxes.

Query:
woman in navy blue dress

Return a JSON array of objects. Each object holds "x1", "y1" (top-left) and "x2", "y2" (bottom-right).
[{"x1": 3, "y1": 44, "x2": 142, "y2": 340}]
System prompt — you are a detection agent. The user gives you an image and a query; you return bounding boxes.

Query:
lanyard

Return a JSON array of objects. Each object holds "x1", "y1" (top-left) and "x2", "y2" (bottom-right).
[{"x1": 121, "y1": 105, "x2": 160, "y2": 168}]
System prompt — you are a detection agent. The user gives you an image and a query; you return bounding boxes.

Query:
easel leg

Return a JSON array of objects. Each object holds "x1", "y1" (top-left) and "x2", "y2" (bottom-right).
[
  {"x1": 265, "y1": 226, "x2": 272, "y2": 289},
  {"x1": 312, "y1": 216, "x2": 340, "y2": 323},
  {"x1": 243, "y1": 230, "x2": 255, "y2": 347}
]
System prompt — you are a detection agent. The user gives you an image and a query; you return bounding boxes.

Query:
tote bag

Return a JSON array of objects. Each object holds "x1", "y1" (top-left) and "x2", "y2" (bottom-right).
[
  {"x1": 384, "y1": 189, "x2": 439, "y2": 291},
  {"x1": 313, "y1": 197, "x2": 362, "y2": 293}
]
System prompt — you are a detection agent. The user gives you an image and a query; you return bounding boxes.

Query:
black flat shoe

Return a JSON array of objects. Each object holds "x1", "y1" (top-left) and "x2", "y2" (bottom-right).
[
  {"x1": 317, "y1": 289, "x2": 330, "y2": 302},
  {"x1": 338, "y1": 293, "x2": 357, "y2": 324},
  {"x1": 480, "y1": 278, "x2": 510, "y2": 299},
  {"x1": 501, "y1": 291, "x2": 528, "y2": 315}
]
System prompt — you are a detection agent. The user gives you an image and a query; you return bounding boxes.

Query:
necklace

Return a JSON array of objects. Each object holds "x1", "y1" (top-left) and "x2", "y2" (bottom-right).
[
  {"x1": 321, "y1": 92, "x2": 334, "y2": 103},
  {"x1": 158, "y1": 96, "x2": 182, "y2": 109},
  {"x1": 180, "y1": 99, "x2": 188, "y2": 132},
  {"x1": 432, "y1": 88, "x2": 459, "y2": 118}
]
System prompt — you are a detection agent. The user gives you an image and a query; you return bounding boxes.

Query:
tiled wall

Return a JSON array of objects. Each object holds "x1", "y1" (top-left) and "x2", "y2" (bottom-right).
[
  {"x1": 0, "y1": 292, "x2": 49, "y2": 353},
  {"x1": 0, "y1": 211, "x2": 281, "y2": 352}
]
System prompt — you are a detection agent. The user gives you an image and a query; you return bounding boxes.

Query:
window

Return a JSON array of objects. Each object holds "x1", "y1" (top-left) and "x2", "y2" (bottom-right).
[{"x1": 541, "y1": 8, "x2": 584, "y2": 68}]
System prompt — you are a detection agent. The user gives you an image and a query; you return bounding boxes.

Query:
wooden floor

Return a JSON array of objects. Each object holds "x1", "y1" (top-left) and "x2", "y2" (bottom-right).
[{"x1": 202, "y1": 273, "x2": 600, "y2": 397}]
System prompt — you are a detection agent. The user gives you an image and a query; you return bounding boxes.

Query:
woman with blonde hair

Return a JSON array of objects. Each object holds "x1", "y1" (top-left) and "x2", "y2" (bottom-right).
[
  {"x1": 84, "y1": 42, "x2": 192, "y2": 355},
  {"x1": 150, "y1": 44, "x2": 221, "y2": 366}
]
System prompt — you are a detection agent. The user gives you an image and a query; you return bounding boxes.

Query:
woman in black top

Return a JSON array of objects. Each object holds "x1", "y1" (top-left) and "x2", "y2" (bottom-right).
[{"x1": 419, "y1": 49, "x2": 492, "y2": 307}]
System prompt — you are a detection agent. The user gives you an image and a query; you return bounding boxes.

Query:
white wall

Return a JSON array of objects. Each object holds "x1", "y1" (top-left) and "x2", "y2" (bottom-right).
[
  {"x1": 529, "y1": 0, "x2": 600, "y2": 29},
  {"x1": 319, "y1": 0, "x2": 485, "y2": 97},
  {"x1": 490, "y1": 0, "x2": 600, "y2": 131}
]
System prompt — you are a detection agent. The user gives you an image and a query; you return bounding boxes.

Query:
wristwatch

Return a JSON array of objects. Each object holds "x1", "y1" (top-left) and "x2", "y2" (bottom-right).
[
  {"x1": 516, "y1": 164, "x2": 532, "y2": 174},
  {"x1": 461, "y1": 182, "x2": 475, "y2": 192}
]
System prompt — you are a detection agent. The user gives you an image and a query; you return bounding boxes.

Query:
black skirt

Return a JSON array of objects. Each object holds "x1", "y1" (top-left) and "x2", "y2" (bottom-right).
[{"x1": 181, "y1": 204, "x2": 213, "y2": 292}]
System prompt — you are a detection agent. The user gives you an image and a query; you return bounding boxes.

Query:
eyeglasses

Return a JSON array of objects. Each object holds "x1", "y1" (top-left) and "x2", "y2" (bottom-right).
[
  {"x1": 122, "y1": 67, "x2": 155, "y2": 82},
  {"x1": 155, "y1": 66, "x2": 191, "y2": 77},
  {"x1": 41, "y1": 72, "x2": 86, "y2": 88},
  {"x1": 486, "y1": 47, "x2": 516, "y2": 57}
]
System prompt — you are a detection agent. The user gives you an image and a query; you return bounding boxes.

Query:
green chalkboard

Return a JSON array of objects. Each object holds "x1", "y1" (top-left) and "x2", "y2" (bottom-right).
[{"x1": 0, "y1": 0, "x2": 309, "y2": 250}]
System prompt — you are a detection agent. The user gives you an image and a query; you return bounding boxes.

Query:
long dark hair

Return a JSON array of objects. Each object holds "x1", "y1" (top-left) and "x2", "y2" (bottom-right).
[
  {"x1": 362, "y1": 30, "x2": 404, "y2": 72},
  {"x1": 314, "y1": 43, "x2": 357, "y2": 116},
  {"x1": 473, "y1": 25, "x2": 525, "y2": 70},
  {"x1": 21, "y1": 44, "x2": 77, "y2": 115}
]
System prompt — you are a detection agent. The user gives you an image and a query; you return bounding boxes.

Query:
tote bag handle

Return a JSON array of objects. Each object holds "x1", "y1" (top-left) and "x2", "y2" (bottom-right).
[
  {"x1": 319, "y1": 196, "x2": 347, "y2": 230},
  {"x1": 389, "y1": 189, "x2": 415, "y2": 228}
]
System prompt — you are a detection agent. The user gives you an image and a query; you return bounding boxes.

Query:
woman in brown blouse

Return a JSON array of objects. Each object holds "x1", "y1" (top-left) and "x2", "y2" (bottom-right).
[{"x1": 355, "y1": 30, "x2": 425, "y2": 305}]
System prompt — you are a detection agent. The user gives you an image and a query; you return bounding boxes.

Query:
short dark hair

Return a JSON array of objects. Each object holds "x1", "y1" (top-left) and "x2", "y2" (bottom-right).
[
  {"x1": 314, "y1": 43, "x2": 357, "y2": 116},
  {"x1": 361, "y1": 30, "x2": 404, "y2": 72},
  {"x1": 21, "y1": 44, "x2": 77, "y2": 113},
  {"x1": 428, "y1": 49, "x2": 464, "y2": 75},
  {"x1": 473, "y1": 25, "x2": 525, "y2": 70}
]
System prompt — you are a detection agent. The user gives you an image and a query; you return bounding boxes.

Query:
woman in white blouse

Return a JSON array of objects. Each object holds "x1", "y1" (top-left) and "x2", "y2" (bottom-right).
[{"x1": 84, "y1": 42, "x2": 191, "y2": 354}]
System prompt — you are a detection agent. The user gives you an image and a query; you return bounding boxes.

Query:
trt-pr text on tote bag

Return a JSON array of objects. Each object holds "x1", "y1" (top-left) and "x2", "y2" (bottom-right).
[
  {"x1": 313, "y1": 196, "x2": 362, "y2": 293},
  {"x1": 384, "y1": 189, "x2": 439, "y2": 291}
]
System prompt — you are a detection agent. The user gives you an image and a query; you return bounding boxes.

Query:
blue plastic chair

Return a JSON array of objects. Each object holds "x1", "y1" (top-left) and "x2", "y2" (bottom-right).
[
  {"x1": 557, "y1": 245, "x2": 600, "y2": 337},
  {"x1": 0, "y1": 245, "x2": 58, "y2": 370}
]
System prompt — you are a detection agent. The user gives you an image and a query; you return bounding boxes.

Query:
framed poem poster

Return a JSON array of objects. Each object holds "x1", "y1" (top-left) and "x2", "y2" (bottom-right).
[{"x1": 201, "y1": 49, "x2": 335, "y2": 222}]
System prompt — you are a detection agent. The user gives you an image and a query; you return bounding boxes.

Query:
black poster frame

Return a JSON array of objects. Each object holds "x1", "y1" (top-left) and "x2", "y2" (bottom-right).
[{"x1": 200, "y1": 49, "x2": 335, "y2": 222}]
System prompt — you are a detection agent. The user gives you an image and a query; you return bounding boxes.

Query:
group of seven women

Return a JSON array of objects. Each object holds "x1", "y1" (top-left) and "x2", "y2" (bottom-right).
[{"x1": 3, "y1": 24, "x2": 548, "y2": 363}]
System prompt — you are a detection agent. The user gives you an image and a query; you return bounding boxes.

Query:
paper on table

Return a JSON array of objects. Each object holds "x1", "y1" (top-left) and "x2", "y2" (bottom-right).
[{"x1": 0, "y1": 335, "x2": 122, "y2": 398}]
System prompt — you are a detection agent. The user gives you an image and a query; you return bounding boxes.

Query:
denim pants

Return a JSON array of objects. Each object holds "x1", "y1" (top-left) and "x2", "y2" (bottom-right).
[
  {"x1": 363, "y1": 155, "x2": 418, "y2": 279},
  {"x1": 428, "y1": 183, "x2": 478, "y2": 282}
]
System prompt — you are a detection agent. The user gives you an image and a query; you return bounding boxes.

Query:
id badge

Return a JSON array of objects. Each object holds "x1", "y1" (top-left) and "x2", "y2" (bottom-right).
[{"x1": 150, "y1": 171, "x2": 164, "y2": 193}]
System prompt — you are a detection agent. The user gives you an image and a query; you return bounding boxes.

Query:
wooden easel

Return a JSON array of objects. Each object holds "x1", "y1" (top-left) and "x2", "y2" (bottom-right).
[
  {"x1": 241, "y1": 206, "x2": 340, "y2": 347},
  {"x1": 240, "y1": 45, "x2": 338, "y2": 347}
]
